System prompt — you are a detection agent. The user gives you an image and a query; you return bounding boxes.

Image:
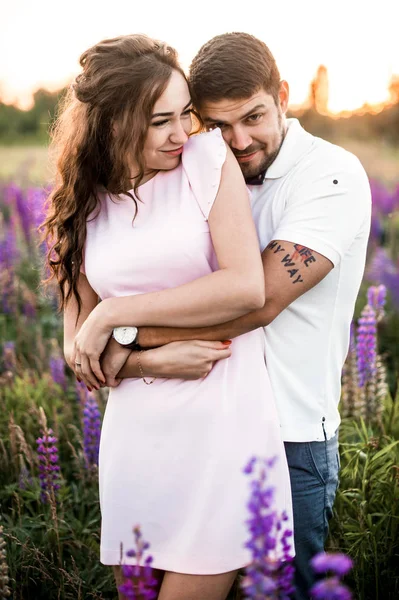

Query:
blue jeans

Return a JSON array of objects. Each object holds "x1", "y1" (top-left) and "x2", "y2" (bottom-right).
[{"x1": 284, "y1": 431, "x2": 340, "y2": 600}]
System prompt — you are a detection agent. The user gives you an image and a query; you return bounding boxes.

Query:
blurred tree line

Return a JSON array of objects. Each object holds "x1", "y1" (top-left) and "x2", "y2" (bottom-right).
[
  {"x1": 288, "y1": 68, "x2": 399, "y2": 147},
  {"x1": 0, "y1": 69, "x2": 399, "y2": 145},
  {"x1": 0, "y1": 87, "x2": 67, "y2": 145}
]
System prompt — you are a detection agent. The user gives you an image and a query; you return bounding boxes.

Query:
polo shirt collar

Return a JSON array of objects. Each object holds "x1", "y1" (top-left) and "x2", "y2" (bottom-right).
[{"x1": 264, "y1": 118, "x2": 314, "y2": 180}]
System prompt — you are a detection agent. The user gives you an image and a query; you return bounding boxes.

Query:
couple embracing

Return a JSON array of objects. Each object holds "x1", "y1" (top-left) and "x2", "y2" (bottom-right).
[{"x1": 44, "y1": 31, "x2": 371, "y2": 600}]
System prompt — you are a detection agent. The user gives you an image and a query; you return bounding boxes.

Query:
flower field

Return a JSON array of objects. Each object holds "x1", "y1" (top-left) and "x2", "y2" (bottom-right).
[{"x1": 0, "y1": 170, "x2": 398, "y2": 599}]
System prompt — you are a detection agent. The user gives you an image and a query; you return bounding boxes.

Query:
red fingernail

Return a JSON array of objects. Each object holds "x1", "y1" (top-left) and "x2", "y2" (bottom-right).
[
  {"x1": 87, "y1": 386, "x2": 92, "y2": 392},
  {"x1": 222, "y1": 340, "x2": 232, "y2": 345}
]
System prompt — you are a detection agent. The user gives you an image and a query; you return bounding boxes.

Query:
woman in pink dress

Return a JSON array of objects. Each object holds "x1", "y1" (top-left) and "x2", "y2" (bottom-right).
[{"x1": 43, "y1": 34, "x2": 292, "y2": 600}]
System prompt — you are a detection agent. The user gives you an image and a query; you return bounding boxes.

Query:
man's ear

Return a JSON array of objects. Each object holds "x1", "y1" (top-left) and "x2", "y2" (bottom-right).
[{"x1": 279, "y1": 80, "x2": 290, "y2": 114}]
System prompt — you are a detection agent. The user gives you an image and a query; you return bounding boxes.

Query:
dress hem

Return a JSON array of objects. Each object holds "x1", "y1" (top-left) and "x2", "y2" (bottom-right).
[{"x1": 100, "y1": 549, "x2": 251, "y2": 575}]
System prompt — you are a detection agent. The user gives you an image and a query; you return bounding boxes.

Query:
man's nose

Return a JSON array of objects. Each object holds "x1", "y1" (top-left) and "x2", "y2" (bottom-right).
[{"x1": 229, "y1": 127, "x2": 252, "y2": 152}]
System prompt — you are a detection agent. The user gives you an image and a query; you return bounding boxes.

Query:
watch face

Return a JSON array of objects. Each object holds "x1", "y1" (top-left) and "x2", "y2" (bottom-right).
[{"x1": 113, "y1": 326, "x2": 138, "y2": 345}]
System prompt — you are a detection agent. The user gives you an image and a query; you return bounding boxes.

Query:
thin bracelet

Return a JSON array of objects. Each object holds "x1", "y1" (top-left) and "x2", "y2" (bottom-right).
[{"x1": 137, "y1": 350, "x2": 157, "y2": 385}]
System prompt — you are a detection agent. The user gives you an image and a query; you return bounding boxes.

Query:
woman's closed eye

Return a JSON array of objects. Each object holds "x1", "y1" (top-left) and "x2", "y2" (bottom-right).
[{"x1": 152, "y1": 109, "x2": 193, "y2": 128}]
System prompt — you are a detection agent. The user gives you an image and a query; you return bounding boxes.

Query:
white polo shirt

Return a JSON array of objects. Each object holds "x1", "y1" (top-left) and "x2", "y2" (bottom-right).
[{"x1": 249, "y1": 119, "x2": 371, "y2": 442}]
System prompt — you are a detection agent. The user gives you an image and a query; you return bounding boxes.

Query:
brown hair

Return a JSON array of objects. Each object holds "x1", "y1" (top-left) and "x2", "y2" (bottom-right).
[
  {"x1": 42, "y1": 34, "x2": 186, "y2": 317},
  {"x1": 189, "y1": 32, "x2": 281, "y2": 109}
]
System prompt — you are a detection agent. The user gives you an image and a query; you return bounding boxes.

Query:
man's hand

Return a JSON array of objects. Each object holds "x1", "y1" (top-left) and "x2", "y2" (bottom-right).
[
  {"x1": 120, "y1": 340, "x2": 232, "y2": 380},
  {"x1": 100, "y1": 337, "x2": 131, "y2": 387}
]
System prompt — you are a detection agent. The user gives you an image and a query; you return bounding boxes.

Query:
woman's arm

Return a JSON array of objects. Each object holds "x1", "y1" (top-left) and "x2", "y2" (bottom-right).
[
  {"x1": 64, "y1": 273, "x2": 104, "y2": 389},
  {"x1": 101, "y1": 146, "x2": 265, "y2": 329},
  {"x1": 75, "y1": 145, "x2": 264, "y2": 383},
  {"x1": 117, "y1": 340, "x2": 232, "y2": 380}
]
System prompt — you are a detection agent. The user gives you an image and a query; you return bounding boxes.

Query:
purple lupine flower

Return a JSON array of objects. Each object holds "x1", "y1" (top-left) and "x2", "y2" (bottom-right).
[
  {"x1": 27, "y1": 187, "x2": 49, "y2": 258},
  {"x1": 241, "y1": 456, "x2": 294, "y2": 600},
  {"x1": 311, "y1": 553, "x2": 353, "y2": 577},
  {"x1": 36, "y1": 428, "x2": 61, "y2": 503},
  {"x1": 393, "y1": 183, "x2": 399, "y2": 213},
  {"x1": 356, "y1": 304, "x2": 377, "y2": 388},
  {"x1": 310, "y1": 578, "x2": 352, "y2": 600},
  {"x1": 370, "y1": 179, "x2": 396, "y2": 216},
  {"x1": 23, "y1": 299, "x2": 36, "y2": 319},
  {"x1": 366, "y1": 247, "x2": 393, "y2": 286},
  {"x1": 13, "y1": 185, "x2": 32, "y2": 245},
  {"x1": 0, "y1": 216, "x2": 19, "y2": 315},
  {"x1": 382, "y1": 268, "x2": 399, "y2": 309},
  {"x1": 19, "y1": 465, "x2": 34, "y2": 491},
  {"x1": 0, "y1": 216, "x2": 19, "y2": 268},
  {"x1": 118, "y1": 525, "x2": 158, "y2": 599},
  {"x1": 367, "y1": 248, "x2": 399, "y2": 309},
  {"x1": 310, "y1": 552, "x2": 353, "y2": 600},
  {"x1": 76, "y1": 378, "x2": 89, "y2": 404},
  {"x1": 27, "y1": 187, "x2": 48, "y2": 232},
  {"x1": 82, "y1": 392, "x2": 101, "y2": 468},
  {"x1": 367, "y1": 284, "x2": 386, "y2": 321},
  {"x1": 369, "y1": 211, "x2": 383, "y2": 245},
  {"x1": 49, "y1": 356, "x2": 67, "y2": 391},
  {"x1": 367, "y1": 284, "x2": 386, "y2": 311},
  {"x1": 2, "y1": 342, "x2": 16, "y2": 372}
]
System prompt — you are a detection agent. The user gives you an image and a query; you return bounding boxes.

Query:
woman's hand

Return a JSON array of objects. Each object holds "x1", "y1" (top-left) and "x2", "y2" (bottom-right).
[
  {"x1": 73, "y1": 300, "x2": 114, "y2": 388},
  {"x1": 120, "y1": 340, "x2": 232, "y2": 380},
  {"x1": 100, "y1": 337, "x2": 131, "y2": 388}
]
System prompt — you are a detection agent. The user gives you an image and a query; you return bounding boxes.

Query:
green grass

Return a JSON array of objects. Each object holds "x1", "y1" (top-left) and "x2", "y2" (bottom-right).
[{"x1": 0, "y1": 145, "x2": 53, "y2": 185}]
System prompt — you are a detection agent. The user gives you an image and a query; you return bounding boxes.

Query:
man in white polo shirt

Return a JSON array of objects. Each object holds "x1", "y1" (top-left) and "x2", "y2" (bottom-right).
[{"x1": 102, "y1": 33, "x2": 371, "y2": 599}]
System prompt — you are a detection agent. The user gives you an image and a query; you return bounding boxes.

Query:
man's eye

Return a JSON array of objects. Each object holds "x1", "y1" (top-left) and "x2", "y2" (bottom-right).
[{"x1": 247, "y1": 114, "x2": 262, "y2": 122}]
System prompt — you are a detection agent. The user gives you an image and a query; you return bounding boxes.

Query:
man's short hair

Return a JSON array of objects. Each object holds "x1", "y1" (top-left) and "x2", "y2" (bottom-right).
[{"x1": 189, "y1": 32, "x2": 281, "y2": 109}]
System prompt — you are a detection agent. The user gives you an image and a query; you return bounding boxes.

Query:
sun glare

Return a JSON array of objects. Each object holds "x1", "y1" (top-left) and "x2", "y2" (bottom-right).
[{"x1": 1, "y1": 0, "x2": 398, "y2": 115}]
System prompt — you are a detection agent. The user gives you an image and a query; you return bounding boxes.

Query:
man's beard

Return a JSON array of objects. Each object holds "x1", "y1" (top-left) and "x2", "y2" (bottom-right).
[
  {"x1": 239, "y1": 143, "x2": 281, "y2": 180},
  {"x1": 234, "y1": 114, "x2": 285, "y2": 180}
]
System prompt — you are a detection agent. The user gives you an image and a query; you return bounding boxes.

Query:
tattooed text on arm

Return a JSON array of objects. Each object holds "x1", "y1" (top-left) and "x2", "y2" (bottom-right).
[{"x1": 265, "y1": 241, "x2": 318, "y2": 284}]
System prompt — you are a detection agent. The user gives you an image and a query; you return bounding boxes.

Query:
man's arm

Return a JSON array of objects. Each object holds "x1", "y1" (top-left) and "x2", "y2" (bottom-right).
[{"x1": 136, "y1": 239, "x2": 333, "y2": 348}]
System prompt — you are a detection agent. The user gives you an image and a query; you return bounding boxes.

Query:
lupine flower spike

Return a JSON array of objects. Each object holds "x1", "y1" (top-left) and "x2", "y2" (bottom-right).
[
  {"x1": 36, "y1": 427, "x2": 61, "y2": 503},
  {"x1": 118, "y1": 525, "x2": 158, "y2": 599},
  {"x1": 367, "y1": 284, "x2": 387, "y2": 322},
  {"x1": 356, "y1": 303, "x2": 377, "y2": 389},
  {"x1": 76, "y1": 378, "x2": 90, "y2": 408},
  {"x1": 49, "y1": 339, "x2": 67, "y2": 391},
  {"x1": 367, "y1": 248, "x2": 399, "y2": 309},
  {"x1": 82, "y1": 392, "x2": 101, "y2": 469},
  {"x1": 310, "y1": 552, "x2": 353, "y2": 599},
  {"x1": 49, "y1": 356, "x2": 67, "y2": 391},
  {"x1": 341, "y1": 323, "x2": 360, "y2": 418},
  {"x1": 241, "y1": 456, "x2": 294, "y2": 600}
]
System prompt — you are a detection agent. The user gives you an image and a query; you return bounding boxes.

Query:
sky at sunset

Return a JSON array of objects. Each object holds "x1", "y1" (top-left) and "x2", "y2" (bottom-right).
[{"x1": 2, "y1": 0, "x2": 399, "y2": 114}]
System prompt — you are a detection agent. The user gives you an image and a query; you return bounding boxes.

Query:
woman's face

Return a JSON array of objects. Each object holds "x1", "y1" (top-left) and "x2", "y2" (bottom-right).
[{"x1": 143, "y1": 70, "x2": 193, "y2": 172}]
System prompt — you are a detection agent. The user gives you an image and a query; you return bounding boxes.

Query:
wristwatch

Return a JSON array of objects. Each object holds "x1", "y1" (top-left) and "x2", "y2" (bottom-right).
[{"x1": 112, "y1": 326, "x2": 141, "y2": 350}]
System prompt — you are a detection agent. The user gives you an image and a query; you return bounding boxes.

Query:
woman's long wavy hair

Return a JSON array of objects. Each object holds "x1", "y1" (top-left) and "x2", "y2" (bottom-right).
[{"x1": 42, "y1": 34, "x2": 187, "y2": 317}]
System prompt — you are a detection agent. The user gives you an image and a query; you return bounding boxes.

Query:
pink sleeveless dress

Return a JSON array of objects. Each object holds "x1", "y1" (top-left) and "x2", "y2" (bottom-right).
[{"x1": 82, "y1": 128, "x2": 293, "y2": 574}]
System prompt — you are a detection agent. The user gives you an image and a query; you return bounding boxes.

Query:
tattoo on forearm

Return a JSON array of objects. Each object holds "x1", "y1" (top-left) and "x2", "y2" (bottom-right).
[{"x1": 266, "y1": 241, "x2": 317, "y2": 284}]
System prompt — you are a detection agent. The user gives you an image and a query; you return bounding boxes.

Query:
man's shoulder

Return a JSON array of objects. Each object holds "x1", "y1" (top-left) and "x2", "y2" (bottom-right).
[{"x1": 301, "y1": 134, "x2": 367, "y2": 181}]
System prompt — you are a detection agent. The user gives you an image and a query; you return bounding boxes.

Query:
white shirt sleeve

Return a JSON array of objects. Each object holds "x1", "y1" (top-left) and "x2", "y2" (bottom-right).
[{"x1": 272, "y1": 159, "x2": 372, "y2": 266}]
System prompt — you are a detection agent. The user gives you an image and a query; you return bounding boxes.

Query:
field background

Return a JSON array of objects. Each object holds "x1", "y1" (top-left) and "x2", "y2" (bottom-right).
[{"x1": 1, "y1": 86, "x2": 399, "y2": 599}]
